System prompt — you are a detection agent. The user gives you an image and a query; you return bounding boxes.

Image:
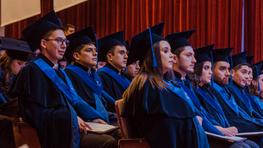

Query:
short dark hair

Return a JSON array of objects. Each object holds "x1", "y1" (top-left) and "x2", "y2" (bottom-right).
[{"x1": 64, "y1": 24, "x2": 75, "y2": 31}]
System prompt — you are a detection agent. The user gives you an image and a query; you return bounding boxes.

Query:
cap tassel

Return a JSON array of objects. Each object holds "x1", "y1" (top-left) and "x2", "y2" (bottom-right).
[{"x1": 148, "y1": 28, "x2": 158, "y2": 68}]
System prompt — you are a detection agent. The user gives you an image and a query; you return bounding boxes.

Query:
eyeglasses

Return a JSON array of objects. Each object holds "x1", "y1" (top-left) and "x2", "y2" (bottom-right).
[{"x1": 45, "y1": 38, "x2": 70, "y2": 46}]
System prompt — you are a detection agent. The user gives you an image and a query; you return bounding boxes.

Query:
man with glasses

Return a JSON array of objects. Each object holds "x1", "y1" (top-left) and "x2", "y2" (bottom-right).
[{"x1": 12, "y1": 11, "x2": 117, "y2": 148}]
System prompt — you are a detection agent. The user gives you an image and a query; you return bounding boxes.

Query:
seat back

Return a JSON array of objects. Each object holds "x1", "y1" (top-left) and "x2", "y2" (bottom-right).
[{"x1": 115, "y1": 99, "x2": 129, "y2": 138}]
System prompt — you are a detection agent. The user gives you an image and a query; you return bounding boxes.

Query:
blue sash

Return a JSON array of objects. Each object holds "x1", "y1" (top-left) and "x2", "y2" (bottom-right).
[
  {"x1": 33, "y1": 59, "x2": 108, "y2": 122},
  {"x1": 33, "y1": 58, "x2": 80, "y2": 148},
  {"x1": 229, "y1": 84, "x2": 255, "y2": 116},
  {"x1": 251, "y1": 96, "x2": 263, "y2": 114},
  {"x1": 66, "y1": 65, "x2": 115, "y2": 104},
  {"x1": 195, "y1": 86, "x2": 230, "y2": 127},
  {"x1": 165, "y1": 81, "x2": 209, "y2": 148},
  {"x1": 212, "y1": 82, "x2": 263, "y2": 126},
  {"x1": 98, "y1": 66, "x2": 131, "y2": 89}
]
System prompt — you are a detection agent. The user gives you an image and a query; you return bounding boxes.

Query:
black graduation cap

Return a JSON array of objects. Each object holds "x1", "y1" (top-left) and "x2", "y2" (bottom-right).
[
  {"x1": 65, "y1": 27, "x2": 96, "y2": 63},
  {"x1": 253, "y1": 61, "x2": 263, "y2": 79},
  {"x1": 98, "y1": 31, "x2": 125, "y2": 62},
  {"x1": 194, "y1": 44, "x2": 214, "y2": 64},
  {"x1": 0, "y1": 37, "x2": 32, "y2": 61},
  {"x1": 212, "y1": 48, "x2": 233, "y2": 63},
  {"x1": 231, "y1": 52, "x2": 248, "y2": 68},
  {"x1": 22, "y1": 11, "x2": 63, "y2": 51},
  {"x1": 247, "y1": 55, "x2": 254, "y2": 65},
  {"x1": 151, "y1": 22, "x2": 164, "y2": 36},
  {"x1": 127, "y1": 28, "x2": 164, "y2": 67},
  {"x1": 165, "y1": 29, "x2": 195, "y2": 52}
]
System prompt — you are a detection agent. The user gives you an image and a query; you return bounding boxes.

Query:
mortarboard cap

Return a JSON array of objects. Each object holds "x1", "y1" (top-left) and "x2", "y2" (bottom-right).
[
  {"x1": 0, "y1": 37, "x2": 32, "y2": 61},
  {"x1": 65, "y1": 27, "x2": 96, "y2": 63},
  {"x1": 194, "y1": 44, "x2": 214, "y2": 64},
  {"x1": 151, "y1": 22, "x2": 164, "y2": 36},
  {"x1": 212, "y1": 48, "x2": 233, "y2": 63},
  {"x1": 253, "y1": 61, "x2": 263, "y2": 79},
  {"x1": 128, "y1": 28, "x2": 164, "y2": 67},
  {"x1": 165, "y1": 29, "x2": 195, "y2": 52},
  {"x1": 22, "y1": 11, "x2": 63, "y2": 51},
  {"x1": 98, "y1": 31, "x2": 125, "y2": 62},
  {"x1": 231, "y1": 52, "x2": 248, "y2": 68},
  {"x1": 247, "y1": 55, "x2": 254, "y2": 65}
]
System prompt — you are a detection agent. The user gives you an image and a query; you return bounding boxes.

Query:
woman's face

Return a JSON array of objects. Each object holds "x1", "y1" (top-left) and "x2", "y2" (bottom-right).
[
  {"x1": 159, "y1": 40, "x2": 174, "y2": 74},
  {"x1": 199, "y1": 61, "x2": 212, "y2": 85},
  {"x1": 10, "y1": 59, "x2": 26, "y2": 75}
]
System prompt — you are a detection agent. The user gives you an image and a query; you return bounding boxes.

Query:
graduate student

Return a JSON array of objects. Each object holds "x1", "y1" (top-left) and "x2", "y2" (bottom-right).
[
  {"x1": 229, "y1": 52, "x2": 263, "y2": 118},
  {"x1": 97, "y1": 32, "x2": 130, "y2": 111},
  {"x1": 209, "y1": 48, "x2": 263, "y2": 146},
  {"x1": 166, "y1": 30, "x2": 224, "y2": 137},
  {"x1": 64, "y1": 27, "x2": 119, "y2": 127},
  {"x1": 122, "y1": 28, "x2": 209, "y2": 148},
  {"x1": 192, "y1": 45, "x2": 258, "y2": 148},
  {"x1": 12, "y1": 11, "x2": 117, "y2": 148},
  {"x1": 0, "y1": 37, "x2": 32, "y2": 108}
]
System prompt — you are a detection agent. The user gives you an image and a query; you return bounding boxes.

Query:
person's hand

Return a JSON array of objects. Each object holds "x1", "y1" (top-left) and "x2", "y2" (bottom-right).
[
  {"x1": 196, "y1": 116, "x2": 203, "y2": 125},
  {"x1": 215, "y1": 126, "x2": 238, "y2": 136},
  {"x1": 92, "y1": 118, "x2": 107, "y2": 124},
  {"x1": 78, "y1": 116, "x2": 91, "y2": 133}
]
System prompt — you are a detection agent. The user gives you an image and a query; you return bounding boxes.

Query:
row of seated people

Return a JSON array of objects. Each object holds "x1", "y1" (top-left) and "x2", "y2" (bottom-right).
[{"x1": 1, "y1": 11, "x2": 263, "y2": 148}]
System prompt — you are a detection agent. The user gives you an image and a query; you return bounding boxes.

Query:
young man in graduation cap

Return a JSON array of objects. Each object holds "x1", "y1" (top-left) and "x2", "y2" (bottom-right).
[
  {"x1": 229, "y1": 52, "x2": 263, "y2": 118},
  {"x1": 166, "y1": 30, "x2": 228, "y2": 137},
  {"x1": 12, "y1": 11, "x2": 117, "y2": 148},
  {"x1": 210, "y1": 48, "x2": 263, "y2": 146},
  {"x1": 97, "y1": 31, "x2": 130, "y2": 111}
]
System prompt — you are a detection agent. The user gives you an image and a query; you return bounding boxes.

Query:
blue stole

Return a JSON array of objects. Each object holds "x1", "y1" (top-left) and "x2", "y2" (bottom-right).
[
  {"x1": 165, "y1": 81, "x2": 210, "y2": 148},
  {"x1": 251, "y1": 95, "x2": 263, "y2": 114},
  {"x1": 98, "y1": 66, "x2": 131, "y2": 89},
  {"x1": 66, "y1": 64, "x2": 115, "y2": 105},
  {"x1": 195, "y1": 86, "x2": 230, "y2": 128},
  {"x1": 33, "y1": 58, "x2": 108, "y2": 122},
  {"x1": 212, "y1": 82, "x2": 263, "y2": 126},
  {"x1": 229, "y1": 83, "x2": 255, "y2": 115},
  {"x1": 33, "y1": 58, "x2": 80, "y2": 148}
]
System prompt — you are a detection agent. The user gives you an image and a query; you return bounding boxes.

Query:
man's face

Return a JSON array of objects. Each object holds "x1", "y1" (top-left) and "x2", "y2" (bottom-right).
[
  {"x1": 74, "y1": 44, "x2": 97, "y2": 67},
  {"x1": 174, "y1": 46, "x2": 196, "y2": 74},
  {"x1": 41, "y1": 29, "x2": 68, "y2": 61},
  {"x1": 232, "y1": 65, "x2": 250, "y2": 87},
  {"x1": 107, "y1": 45, "x2": 128, "y2": 70},
  {"x1": 64, "y1": 27, "x2": 75, "y2": 36},
  {"x1": 213, "y1": 61, "x2": 231, "y2": 85}
]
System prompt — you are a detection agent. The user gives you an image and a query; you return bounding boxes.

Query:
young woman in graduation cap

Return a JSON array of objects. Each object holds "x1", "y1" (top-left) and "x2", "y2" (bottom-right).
[
  {"x1": 0, "y1": 37, "x2": 32, "y2": 116},
  {"x1": 192, "y1": 45, "x2": 259, "y2": 148},
  {"x1": 121, "y1": 28, "x2": 209, "y2": 148}
]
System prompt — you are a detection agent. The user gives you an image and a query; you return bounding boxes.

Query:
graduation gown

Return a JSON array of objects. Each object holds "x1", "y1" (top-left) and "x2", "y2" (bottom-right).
[
  {"x1": 97, "y1": 63, "x2": 130, "y2": 111},
  {"x1": 251, "y1": 95, "x2": 263, "y2": 115},
  {"x1": 194, "y1": 84, "x2": 230, "y2": 128},
  {"x1": 11, "y1": 55, "x2": 79, "y2": 148},
  {"x1": 210, "y1": 82, "x2": 263, "y2": 132},
  {"x1": 65, "y1": 63, "x2": 110, "y2": 122},
  {"x1": 228, "y1": 82, "x2": 263, "y2": 118},
  {"x1": 122, "y1": 77, "x2": 209, "y2": 148},
  {"x1": 172, "y1": 73, "x2": 222, "y2": 135}
]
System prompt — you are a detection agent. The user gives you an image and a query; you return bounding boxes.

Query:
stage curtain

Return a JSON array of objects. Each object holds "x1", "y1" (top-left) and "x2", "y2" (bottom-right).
[{"x1": 5, "y1": 0, "x2": 243, "y2": 54}]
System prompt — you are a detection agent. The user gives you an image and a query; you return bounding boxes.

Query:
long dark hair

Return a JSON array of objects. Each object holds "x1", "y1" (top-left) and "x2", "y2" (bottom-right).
[
  {"x1": 189, "y1": 62, "x2": 205, "y2": 87},
  {"x1": 123, "y1": 40, "x2": 172, "y2": 99}
]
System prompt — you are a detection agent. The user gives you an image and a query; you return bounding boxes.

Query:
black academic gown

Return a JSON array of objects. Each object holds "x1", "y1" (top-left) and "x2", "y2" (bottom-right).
[
  {"x1": 228, "y1": 82, "x2": 263, "y2": 118},
  {"x1": 11, "y1": 55, "x2": 75, "y2": 148},
  {"x1": 195, "y1": 84, "x2": 230, "y2": 128},
  {"x1": 98, "y1": 63, "x2": 128, "y2": 111},
  {"x1": 121, "y1": 78, "x2": 201, "y2": 148},
  {"x1": 210, "y1": 82, "x2": 263, "y2": 132}
]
